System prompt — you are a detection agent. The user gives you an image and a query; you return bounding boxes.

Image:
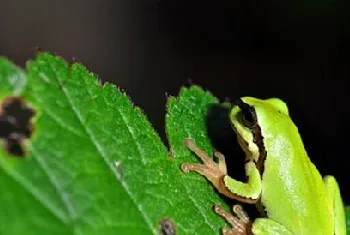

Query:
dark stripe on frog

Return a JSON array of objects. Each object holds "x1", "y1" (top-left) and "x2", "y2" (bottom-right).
[
  {"x1": 250, "y1": 110, "x2": 268, "y2": 217},
  {"x1": 251, "y1": 123, "x2": 267, "y2": 175},
  {"x1": 234, "y1": 100, "x2": 268, "y2": 214}
]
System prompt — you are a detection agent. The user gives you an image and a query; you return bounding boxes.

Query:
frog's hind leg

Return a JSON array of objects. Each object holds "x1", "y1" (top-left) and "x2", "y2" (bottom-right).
[
  {"x1": 324, "y1": 175, "x2": 346, "y2": 235},
  {"x1": 214, "y1": 204, "x2": 252, "y2": 235},
  {"x1": 214, "y1": 205, "x2": 295, "y2": 235}
]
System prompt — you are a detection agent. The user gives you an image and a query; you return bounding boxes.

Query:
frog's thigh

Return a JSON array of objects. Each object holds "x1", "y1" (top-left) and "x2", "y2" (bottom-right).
[
  {"x1": 252, "y1": 218, "x2": 293, "y2": 235},
  {"x1": 323, "y1": 175, "x2": 346, "y2": 235}
]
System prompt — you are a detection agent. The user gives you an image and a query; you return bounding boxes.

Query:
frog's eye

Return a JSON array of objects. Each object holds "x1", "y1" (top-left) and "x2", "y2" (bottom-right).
[
  {"x1": 241, "y1": 108, "x2": 257, "y2": 128},
  {"x1": 235, "y1": 99, "x2": 257, "y2": 128}
]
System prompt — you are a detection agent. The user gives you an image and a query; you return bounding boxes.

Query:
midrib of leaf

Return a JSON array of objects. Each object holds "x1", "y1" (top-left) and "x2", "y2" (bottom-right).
[{"x1": 37, "y1": 63, "x2": 158, "y2": 234}]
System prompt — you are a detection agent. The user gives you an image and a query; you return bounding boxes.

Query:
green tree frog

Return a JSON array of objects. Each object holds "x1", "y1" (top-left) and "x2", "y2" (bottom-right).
[{"x1": 181, "y1": 97, "x2": 346, "y2": 235}]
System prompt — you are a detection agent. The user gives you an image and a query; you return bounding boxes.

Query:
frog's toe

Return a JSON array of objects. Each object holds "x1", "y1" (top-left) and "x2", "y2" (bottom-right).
[{"x1": 214, "y1": 205, "x2": 252, "y2": 235}]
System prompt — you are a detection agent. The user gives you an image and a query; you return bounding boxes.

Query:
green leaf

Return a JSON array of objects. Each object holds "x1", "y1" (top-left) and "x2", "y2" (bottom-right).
[
  {"x1": 0, "y1": 54, "x2": 230, "y2": 234},
  {"x1": 166, "y1": 86, "x2": 233, "y2": 227},
  {"x1": 0, "y1": 56, "x2": 26, "y2": 98}
]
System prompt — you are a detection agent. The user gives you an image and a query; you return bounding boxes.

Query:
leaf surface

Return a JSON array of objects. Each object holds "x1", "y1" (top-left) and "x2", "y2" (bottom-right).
[{"x1": 0, "y1": 54, "x2": 227, "y2": 234}]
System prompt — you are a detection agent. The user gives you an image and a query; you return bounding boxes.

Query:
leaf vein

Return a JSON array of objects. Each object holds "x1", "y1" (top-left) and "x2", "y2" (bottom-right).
[
  {"x1": 30, "y1": 145, "x2": 83, "y2": 235},
  {"x1": 32, "y1": 93, "x2": 85, "y2": 138},
  {"x1": 0, "y1": 158, "x2": 69, "y2": 225},
  {"x1": 179, "y1": 115, "x2": 217, "y2": 233}
]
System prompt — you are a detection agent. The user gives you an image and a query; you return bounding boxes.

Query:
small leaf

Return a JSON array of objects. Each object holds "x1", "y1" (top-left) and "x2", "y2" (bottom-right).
[
  {"x1": 166, "y1": 86, "x2": 232, "y2": 231},
  {"x1": 0, "y1": 56, "x2": 26, "y2": 98},
  {"x1": 166, "y1": 86, "x2": 219, "y2": 156}
]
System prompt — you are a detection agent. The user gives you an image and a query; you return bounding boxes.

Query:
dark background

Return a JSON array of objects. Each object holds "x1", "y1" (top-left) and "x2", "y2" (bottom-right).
[{"x1": 1, "y1": 0, "x2": 349, "y2": 203}]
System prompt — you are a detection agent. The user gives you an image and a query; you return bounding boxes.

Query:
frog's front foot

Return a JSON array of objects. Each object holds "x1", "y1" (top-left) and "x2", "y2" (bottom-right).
[
  {"x1": 214, "y1": 204, "x2": 252, "y2": 235},
  {"x1": 181, "y1": 138, "x2": 227, "y2": 191}
]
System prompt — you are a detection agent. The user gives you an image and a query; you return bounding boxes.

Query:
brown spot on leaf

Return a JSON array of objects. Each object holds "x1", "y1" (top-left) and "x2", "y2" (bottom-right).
[
  {"x1": 0, "y1": 97, "x2": 35, "y2": 157},
  {"x1": 114, "y1": 160, "x2": 123, "y2": 179},
  {"x1": 168, "y1": 150, "x2": 175, "y2": 158},
  {"x1": 159, "y1": 218, "x2": 176, "y2": 235}
]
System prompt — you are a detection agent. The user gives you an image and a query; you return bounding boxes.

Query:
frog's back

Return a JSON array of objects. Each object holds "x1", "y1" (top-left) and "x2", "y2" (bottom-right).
[{"x1": 253, "y1": 99, "x2": 334, "y2": 234}]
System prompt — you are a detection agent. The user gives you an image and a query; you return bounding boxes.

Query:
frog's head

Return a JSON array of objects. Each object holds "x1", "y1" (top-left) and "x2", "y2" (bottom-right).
[{"x1": 229, "y1": 97, "x2": 289, "y2": 163}]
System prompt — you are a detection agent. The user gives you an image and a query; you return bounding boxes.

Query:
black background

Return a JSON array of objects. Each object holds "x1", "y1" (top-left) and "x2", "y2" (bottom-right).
[{"x1": 1, "y1": 0, "x2": 349, "y2": 204}]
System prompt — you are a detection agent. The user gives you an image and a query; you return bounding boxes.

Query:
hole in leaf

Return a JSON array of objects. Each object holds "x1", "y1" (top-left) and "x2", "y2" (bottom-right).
[
  {"x1": 0, "y1": 97, "x2": 35, "y2": 157},
  {"x1": 159, "y1": 218, "x2": 176, "y2": 235}
]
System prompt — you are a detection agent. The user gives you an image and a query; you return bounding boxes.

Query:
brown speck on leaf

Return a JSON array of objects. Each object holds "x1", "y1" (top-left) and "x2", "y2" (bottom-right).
[
  {"x1": 114, "y1": 160, "x2": 123, "y2": 179},
  {"x1": 58, "y1": 80, "x2": 66, "y2": 90},
  {"x1": 168, "y1": 150, "x2": 175, "y2": 158},
  {"x1": 159, "y1": 218, "x2": 176, "y2": 235},
  {"x1": 0, "y1": 97, "x2": 35, "y2": 157}
]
